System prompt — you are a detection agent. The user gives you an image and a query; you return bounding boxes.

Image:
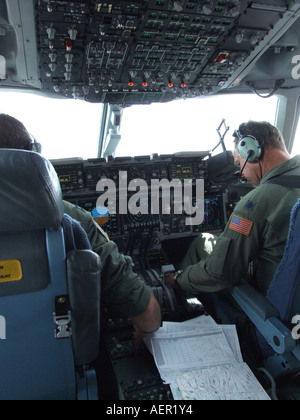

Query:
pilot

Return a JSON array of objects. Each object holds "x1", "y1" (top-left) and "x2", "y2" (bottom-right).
[
  {"x1": 0, "y1": 113, "x2": 162, "y2": 340},
  {"x1": 168, "y1": 121, "x2": 300, "y2": 300}
]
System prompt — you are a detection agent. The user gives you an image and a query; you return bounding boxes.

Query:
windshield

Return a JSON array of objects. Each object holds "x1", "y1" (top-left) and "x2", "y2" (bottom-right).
[
  {"x1": 116, "y1": 94, "x2": 279, "y2": 157},
  {"x1": 0, "y1": 91, "x2": 103, "y2": 160},
  {"x1": 0, "y1": 90, "x2": 279, "y2": 160}
]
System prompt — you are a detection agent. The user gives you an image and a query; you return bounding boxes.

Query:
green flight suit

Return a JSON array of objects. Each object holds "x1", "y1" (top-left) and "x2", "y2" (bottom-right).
[
  {"x1": 178, "y1": 155, "x2": 300, "y2": 296},
  {"x1": 63, "y1": 201, "x2": 151, "y2": 318}
]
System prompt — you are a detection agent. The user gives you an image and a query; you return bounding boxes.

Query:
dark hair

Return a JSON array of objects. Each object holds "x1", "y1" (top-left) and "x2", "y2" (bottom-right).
[
  {"x1": 233, "y1": 121, "x2": 286, "y2": 151},
  {"x1": 0, "y1": 113, "x2": 32, "y2": 150}
]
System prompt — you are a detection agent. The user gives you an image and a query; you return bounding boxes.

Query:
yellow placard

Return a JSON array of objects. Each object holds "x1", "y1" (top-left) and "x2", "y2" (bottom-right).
[{"x1": 0, "y1": 260, "x2": 23, "y2": 282}]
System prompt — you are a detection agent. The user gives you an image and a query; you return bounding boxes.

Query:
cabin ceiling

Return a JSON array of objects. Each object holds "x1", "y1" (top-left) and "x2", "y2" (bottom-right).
[{"x1": 0, "y1": 0, "x2": 300, "y2": 106}]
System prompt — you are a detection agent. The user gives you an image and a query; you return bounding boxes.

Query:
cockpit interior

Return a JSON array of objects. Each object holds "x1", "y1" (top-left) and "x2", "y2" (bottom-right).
[{"x1": 1, "y1": 0, "x2": 300, "y2": 401}]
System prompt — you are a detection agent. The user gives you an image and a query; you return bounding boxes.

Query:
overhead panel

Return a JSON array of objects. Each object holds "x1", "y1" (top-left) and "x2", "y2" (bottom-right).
[{"x1": 33, "y1": 0, "x2": 300, "y2": 105}]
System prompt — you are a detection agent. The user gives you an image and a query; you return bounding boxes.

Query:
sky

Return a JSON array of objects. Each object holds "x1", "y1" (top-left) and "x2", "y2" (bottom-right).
[
  {"x1": 0, "y1": 90, "x2": 292, "y2": 159},
  {"x1": 116, "y1": 94, "x2": 279, "y2": 157}
]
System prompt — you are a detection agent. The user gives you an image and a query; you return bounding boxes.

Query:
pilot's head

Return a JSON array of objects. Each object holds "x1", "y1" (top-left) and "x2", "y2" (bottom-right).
[
  {"x1": 232, "y1": 121, "x2": 288, "y2": 186},
  {"x1": 0, "y1": 113, "x2": 42, "y2": 152}
]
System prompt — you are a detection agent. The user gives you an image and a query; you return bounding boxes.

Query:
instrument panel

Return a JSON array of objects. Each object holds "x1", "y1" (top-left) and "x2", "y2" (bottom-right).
[
  {"x1": 51, "y1": 152, "x2": 244, "y2": 273},
  {"x1": 52, "y1": 153, "x2": 228, "y2": 251}
]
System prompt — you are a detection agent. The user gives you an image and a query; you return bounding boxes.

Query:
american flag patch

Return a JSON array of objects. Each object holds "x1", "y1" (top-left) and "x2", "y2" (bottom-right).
[{"x1": 229, "y1": 215, "x2": 253, "y2": 236}]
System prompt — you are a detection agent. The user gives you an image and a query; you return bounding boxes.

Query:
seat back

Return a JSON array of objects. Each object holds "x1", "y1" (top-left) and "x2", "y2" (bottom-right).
[
  {"x1": 267, "y1": 198, "x2": 300, "y2": 325},
  {"x1": 228, "y1": 199, "x2": 300, "y2": 379},
  {"x1": 0, "y1": 149, "x2": 101, "y2": 400}
]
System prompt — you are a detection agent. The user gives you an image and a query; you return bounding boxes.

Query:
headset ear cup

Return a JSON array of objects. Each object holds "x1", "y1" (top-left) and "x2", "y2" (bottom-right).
[
  {"x1": 238, "y1": 135, "x2": 263, "y2": 163},
  {"x1": 34, "y1": 141, "x2": 42, "y2": 154},
  {"x1": 29, "y1": 139, "x2": 42, "y2": 153}
]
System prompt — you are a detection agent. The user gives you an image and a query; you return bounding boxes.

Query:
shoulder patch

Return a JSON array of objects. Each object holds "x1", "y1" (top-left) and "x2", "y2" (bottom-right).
[
  {"x1": 229, "y1": 214, "x2": 253, "y2": 237},
  {"x1": 94, "y1": 221, "x2": 110, "y2": 242},
  {"x1": 245, "y1": 200, "x2": 256, "y2": 210}
]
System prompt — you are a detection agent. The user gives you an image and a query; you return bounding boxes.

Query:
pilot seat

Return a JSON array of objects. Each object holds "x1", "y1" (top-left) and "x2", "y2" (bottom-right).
[
  {"x1": 214, "y1": 198, "x2": 300, "y2": 399},
  {"x1": 0, "y1": 149, "x2": 102, "y2": 400}
]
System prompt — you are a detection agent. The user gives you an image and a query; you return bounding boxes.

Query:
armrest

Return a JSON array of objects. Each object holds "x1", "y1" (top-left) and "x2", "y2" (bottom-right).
[
  {"x1": 231, "y1": 284, "x2": 279, "y2": 321},
  {"x1": 67, "y1": 249, "x2": 102, "y2": 366},
  {"x1": 230, "y1": 284, "x2": 295, "y2": 355}
]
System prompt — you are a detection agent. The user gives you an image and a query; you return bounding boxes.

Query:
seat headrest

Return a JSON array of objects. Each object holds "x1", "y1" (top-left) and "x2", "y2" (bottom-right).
[{"x1": 0, "y1": 149, "x2": 64, "y2": 232}]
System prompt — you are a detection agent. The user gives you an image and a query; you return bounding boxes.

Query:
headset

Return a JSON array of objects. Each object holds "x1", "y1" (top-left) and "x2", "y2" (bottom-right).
[
  {"x1": 233, "y1": 129, "x2": 264, "y2": 178},
  {"x1": 28, "y1": 136, "x2": 42, "y2": 154},
  {"x1": 234, "y1": 129, "x2": 264, "y2": 163}
]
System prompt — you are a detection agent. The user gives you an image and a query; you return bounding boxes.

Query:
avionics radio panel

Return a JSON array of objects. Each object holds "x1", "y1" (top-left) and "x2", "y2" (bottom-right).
[
  {"x1": 52, "y1": 154, "x2": 209, "y2": 193},
  {"x1": 51, "y1": 158, "x2": 85, "y2": 192},
  {"x1": 170, "y1": 155, "x2": 208, "y2": 180},
  {"x1": 84, "y1": 155, "x2": 172, "y2": 190}
]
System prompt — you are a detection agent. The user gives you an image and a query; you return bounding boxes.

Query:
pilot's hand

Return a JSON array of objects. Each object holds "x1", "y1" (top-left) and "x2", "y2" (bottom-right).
[
  {"x1": 164, "y1": 272, "x2": 177, "y2": 289},
  {"x1": 133, "y1": 324, "x2": 151, "y2": 350},
  {"x1": 165, "y1": 271, "x2": 183, "y2": 290}
]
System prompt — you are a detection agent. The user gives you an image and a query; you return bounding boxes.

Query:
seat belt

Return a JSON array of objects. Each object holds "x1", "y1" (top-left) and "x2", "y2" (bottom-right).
[{"x1": 266, "y1": 175, "x2": 300, "y2": 188}]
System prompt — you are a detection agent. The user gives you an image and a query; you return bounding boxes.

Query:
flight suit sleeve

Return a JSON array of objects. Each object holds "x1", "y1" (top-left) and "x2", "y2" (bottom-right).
[
  {"x1": 177, "y1": 194, "x2": 266, "y2": 294},
  {"x1": 63, "y1": 201, "x2": 152, "y2": 318}
]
